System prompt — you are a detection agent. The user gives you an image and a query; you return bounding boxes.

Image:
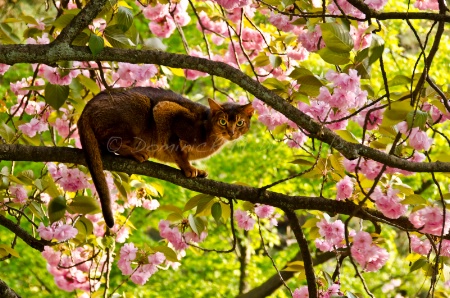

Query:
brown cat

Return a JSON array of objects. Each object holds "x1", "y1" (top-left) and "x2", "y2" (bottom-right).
[{"x1": 77, "y1": 87, "x2": 254, "y2": 228}]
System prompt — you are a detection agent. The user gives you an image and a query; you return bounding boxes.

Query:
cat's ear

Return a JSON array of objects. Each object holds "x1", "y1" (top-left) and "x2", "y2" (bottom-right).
[
  {"x1": 241, "y1": 103, "x2": 254, "y2": 117},
  {"x1": 208, "y1": 98, "x2": 223, "y2": 113}
]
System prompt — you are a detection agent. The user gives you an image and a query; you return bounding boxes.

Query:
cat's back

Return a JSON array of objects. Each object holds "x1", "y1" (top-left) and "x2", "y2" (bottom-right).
[{"x1": 132, "y1": 87, "x2": 208, "y2": 113}]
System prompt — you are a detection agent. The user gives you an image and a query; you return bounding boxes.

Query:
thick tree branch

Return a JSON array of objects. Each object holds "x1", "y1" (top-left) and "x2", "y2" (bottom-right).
[
  {"x1": 0, "y1": 144, "x2": 420, "y2": 234},
  {"x1": 0, "y1": 213, "x2": 50, "y2": 252},
  {"x1": 0, "y1": 279, "x2": 21, "y2": 298},
  {"x1": 285, "y1": 210, "x2": 317, "y2": 297},
  {"x1": 0, "y1": 46, "x2": 449, "y2": 173},
  {"x1": 53, "y1": 0, "x2": 109, "y2": 45},
  {"x1": 237, "y1": 251, "x2": 337, "y2": 298}
]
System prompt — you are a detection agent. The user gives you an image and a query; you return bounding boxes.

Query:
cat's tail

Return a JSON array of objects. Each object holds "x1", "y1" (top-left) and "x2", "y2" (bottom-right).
[{"x1": 78, "y1": 114, "x2": 115, "y2": 228}]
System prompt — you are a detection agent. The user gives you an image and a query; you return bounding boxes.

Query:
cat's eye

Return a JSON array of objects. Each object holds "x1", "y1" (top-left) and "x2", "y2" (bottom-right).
[
  {"x1": 236, "y1": 120, "x2": 245, "y2": 127},
  {"x1": 219, "y1": 119, "x2": 227, "y2": 126}
]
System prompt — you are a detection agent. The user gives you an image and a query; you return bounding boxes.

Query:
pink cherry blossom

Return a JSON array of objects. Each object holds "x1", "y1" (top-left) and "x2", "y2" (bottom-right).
[
  {"x1": 351, "y1": 231, "x2": 389, "y2": 272},
  {"x1": 359, "y1": 159, "x2": 384, "y2": 180},
  {"x1": 9, "y1": 184, "x2": 28, "y2": 204},
  {"x1": 336, "y1": 176, "x2": 354, "y2": 201},
  {"x1": 371, "y1": 187, "x2": 407, "y2": 219},
  {"x1": 356, "y1": 105, "x2": 384, "y2": 130},
  {"x1": 158, "y1": 220, "x2": 189, "y2": 251},
  {"x1": 409, "y1": 206, "x2": 450, "y2": 236},
  {"x1": 269, "y1": 12, "x2": 296, "y2": 32},
  {"x1": 315, "y1": 218, "x2": 345, "y2": 252},
  {"x1": 254, "y1": 204, "x2": 275, "y2": 218},
  {"x1": 143, "y1": 199, "x2": 160, "y2": 210},
  {"x1": 118, "y1": 258, "x2": 134, "y2": 275},
  {"x1": 149, "y1": 16, "x2": 177, "y2": 38},
  {"x1": 410, "y1": 235, "x2": 431, "y2": 255},
  {"x1": 234, "y1": 209, "x2": 255, "y2": 231},
  {"x1": 286, "y1": 46, "x2": 309, "y2": 61},
  {"x1": 298, "y1": 25, "x2": 325, "y2": 52},
  {"x1": 53, "y1": 224, "x2": 78, "y2": 241},
  {"x1": 351, "y1": 23, "x2": 372, "y2": 50},
  {"x1": 120, "y1": 243, "x2": 138, "y2": 261},
  {"x1": 41, "y1": 246, "x2": 62, "y2": 266},
  {"x1": 214, "y1": 0, "x2": 251, "y2": 10},
  {"x1": 364, "y1": 0, "x2": 388, "y2": 10},
  {"x1": 293, "y1": 286, "x2": 309, "y2": 298},
  {"x1": 286, "y1": 131, "x2": 307, "y2": 148},
  {"x1": 0, "y1": 63, "x2": 10, "y2": 75},
  {"x1": 143, "y1": 3, "x2": 169, "y2": 21},
  {"x1": 414, "y1": 0, "x2": 439, "y2": 10},
  {"x1": 408, "y1": 129, "x2": 433, "y2": 151},
  {"x1": 148, "y1": 252, "x2": 165, "y2": 266},
  {"x1": 37, "y1": 222, "x2": 55, "y2": 240},
  {"x1": 18, "y1": 117, "x2": 49, "y2": 138}
]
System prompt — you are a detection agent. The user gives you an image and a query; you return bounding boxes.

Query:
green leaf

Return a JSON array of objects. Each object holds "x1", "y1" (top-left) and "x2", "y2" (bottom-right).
[
  {"x1": 184, "y1": 194, "x2": 213, "y2": 212},
  {"x1": 406, "y1": 110, "x2": 428, "y2": 130},
  {"x1": 75, "y1": 216, "x2": 94, "y2": 241},
  {"x1": 116, "y1": 6, "x2": 133, "y2": 31},
  {"x1": 290, "y1": 158, "x2": 315, "y2": 166},
  {"x1": 68, "y1": 196, "x2": 101, "y2": 215},
  {"x1": 253, "y1": 54, "x2": 270, "y2": 67},
  {"x1": 0, "y1": 123, "x2": 15, "y2": 143},
  {"x1": 29, "y1": 201, "x2": 45, "y2": 220},
  {"x1": 42, "y1": 174, "x2": 61, "y2": 198},
  {"x1": 77, "y1": 75, "x2": 100, "y2": 94},
  {"x1": 89, "y1": 34, "x2": 104, "y2": 57},
  {"x1": 320, "y1": 23, "x2": 354, "y2": 53},
  {"x1": 289, "y1": 67, "x2": 323, "y2": 96},
  {"x1": 188, "y1": 214, "x2": 199, "y2": 235},
  {"x1": 45, "y1": 83, "x2": 69, "y2": 110},
  {"x1": 0, "y1": 244, "x2": 20, "y2": 258},
  {"x1": 269, "y1": 54, "x2": 282, "y2": 68},
  {"x1": 211, "y1": 202, "x2": 222, "y2": 223},
  {"x1": 53, "y1": 13, "x2": 76, "y2": 30},
  {"x1": 388, "y1": 75, "x2": 412, "y2": 87},
  {"x1": 104, "y1": 25, "x2": 134, "y2": 48},
  {"x1": 382, "y1": 100, "x2": 414, "y2": 126},
  {"x1": 368, "y1": 34, "x2": 385, "y2": 65},
  {"x1": 48, "y1": 195, "x2": 67, "y2": 223},
  {"x1": 72, "y1": 32, "x2": 90, "y2": 46},
  {"x1": 335, "y1": 130, "x2": 359, "y2": 143},
  {"x1": 21, "y1": 15, "x2": 38, "y2": 25},
  {"x1": 317, "y1": 47, "x2": 350, "y2": 65},
  {"x1": 153, "y1": 245, "x2": 178, "y2": 262},
  {"x1": 410, "y1": 258, "x2": 428, "y2": 272},
  {"x1": 402, "y1": 194, "x2": 427, "y2": 205}
]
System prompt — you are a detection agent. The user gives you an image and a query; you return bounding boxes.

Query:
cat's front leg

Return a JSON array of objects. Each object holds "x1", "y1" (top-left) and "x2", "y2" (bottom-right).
[{"x1": 172, "y1": 140, "x2": 208, "y2": 178}]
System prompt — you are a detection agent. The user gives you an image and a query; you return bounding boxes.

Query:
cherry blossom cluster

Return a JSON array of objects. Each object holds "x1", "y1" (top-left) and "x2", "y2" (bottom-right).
[
  {"x1": 37, "y1": 221, "x2": 78, "y2": 241},
  {"x1": 117, "y1": 242, "x2": 167, "y2": 285},
  {"x1": 409, "y1": 206, "x2": 450, "y2": 236},
  {"x1": 47, "y1": 162, "x2": 90, "y2": 193},
  {"x1": 41, "y1": 245, "x2": 104, "y2": 292},
  {"x1": 158, "y1": 220, "x2": 207, "y2": 252},
  {"x1": 370, "y1": 186, "x2": 407, "y2": 219},
  {"x1": 8, "y1": 184, "x2": 28, "y2": 204},
  {"x1": 350, "y1": 231, "x2": 389, "y2": 272},
  {"x1": 293, "y1": 282, "x2": 343, "y2": 298},
  {"x1": 234, "y1": 205, "x2": 278, "y2": 231},
  {"x1": 142, "y1": 0, "x2": 190, "y2": 38},
  {"x1": 315, "y1": 218, "x2": 347, "y2": 252}
]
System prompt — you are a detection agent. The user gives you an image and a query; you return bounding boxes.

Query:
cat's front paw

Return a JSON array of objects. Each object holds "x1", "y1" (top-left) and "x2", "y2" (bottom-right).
[
  {"x1": 132, "y1": 150, "x2": 151, "y2": 163},
  {"x1": 183, "y1": 167, "x2": 208, "y2": 178}
]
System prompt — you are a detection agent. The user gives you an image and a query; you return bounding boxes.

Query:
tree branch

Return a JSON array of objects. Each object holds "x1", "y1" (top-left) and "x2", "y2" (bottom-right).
[
  {"x1": 53, "y1": 0, "x2": 109, "y2": 45},
  {"x1": 0, "y1": 213, "x2": 50, "y2": 252},
  {"x1": 0, "y1": 144, "x2": 420, "y2": 232},
  {"x1": 237, "y1": 251, "x2": 337, "y2": 298},
  {"x1": 0, "y1": 279, "x2": 21, "y2": 298},
  {"x1": 0, "y1": 46, "x2": 449, "y2": 173}
]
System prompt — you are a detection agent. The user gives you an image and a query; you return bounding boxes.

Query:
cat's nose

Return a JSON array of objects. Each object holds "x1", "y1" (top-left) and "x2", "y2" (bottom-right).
[{"x1": 228, "y1": 130, "x2": 235, "y2": 137}]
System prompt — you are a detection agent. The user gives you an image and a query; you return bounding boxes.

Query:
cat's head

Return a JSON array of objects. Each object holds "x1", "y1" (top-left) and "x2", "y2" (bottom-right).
[{"x1": 208, "y1": 98, "x2": 254, "y2": 141}]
